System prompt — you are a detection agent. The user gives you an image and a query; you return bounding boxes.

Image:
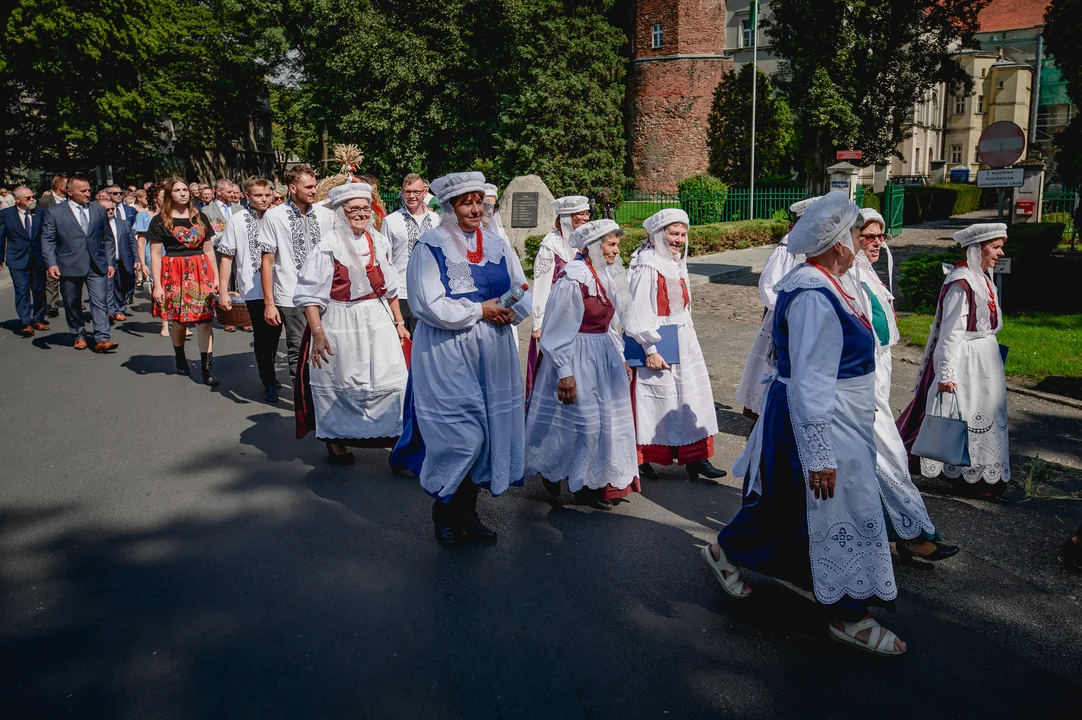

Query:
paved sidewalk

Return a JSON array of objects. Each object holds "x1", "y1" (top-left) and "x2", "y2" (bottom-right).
[{"x1": 685, "y1": 244, "x2": 776, "y2": 287}]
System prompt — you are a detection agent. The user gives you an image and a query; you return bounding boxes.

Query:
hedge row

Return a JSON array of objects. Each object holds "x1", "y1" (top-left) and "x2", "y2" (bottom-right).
[
  {"x1": 903, "y1": 183, "x2": 983, "y2": 225},
  {"x1": 897, "y1": 222, "x2": 1067, "y2": 313},
  {"x1": 522, "y1": 218, "x2": 788, "y2": 278}
]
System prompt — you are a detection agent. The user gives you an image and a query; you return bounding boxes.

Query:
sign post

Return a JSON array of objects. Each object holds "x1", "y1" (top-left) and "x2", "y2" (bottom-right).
[{"x1": 977, "y1": 121, "x2": 1026, "y2": 224}]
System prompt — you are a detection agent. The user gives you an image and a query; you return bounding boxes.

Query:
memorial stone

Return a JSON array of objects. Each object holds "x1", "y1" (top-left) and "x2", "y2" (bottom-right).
[{"x1": 500, "y1": 174, "x2": 555, "y2": 258}]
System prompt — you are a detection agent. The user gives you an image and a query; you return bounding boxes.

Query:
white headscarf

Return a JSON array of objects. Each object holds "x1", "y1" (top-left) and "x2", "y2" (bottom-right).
[
  {"x1": 858, "y1": 207, "x2": 894, "y2": 293},
  {"x1": 550, "y1": 195, "x2": 590, "y2": 257},
  {"x1": 953, "y1": 223, "x2": 1006, "y2": 307},
  {"x1": 636, "y1": 208, "x2": 689, "y2": 306},
  {"x1": 319, "y1": 205, "x2": 381, "y2": 300},
  {"x1": 567, "y1": 218, "x2": 630, "y2": 322},
  {"x1": 427, "y1": 170, "x2": 504, "y2": 265},
  {"x1": 786, "y1": 191, "x2": 860, "y2": 258},
  {"x1": 482, "y1": 184, "x2": 508, "y2": 241}
]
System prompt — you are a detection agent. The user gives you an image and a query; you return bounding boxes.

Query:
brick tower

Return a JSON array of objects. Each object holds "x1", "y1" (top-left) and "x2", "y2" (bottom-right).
[{"x1": 627, "y1": 0, "x2": 731, "y2": 191}]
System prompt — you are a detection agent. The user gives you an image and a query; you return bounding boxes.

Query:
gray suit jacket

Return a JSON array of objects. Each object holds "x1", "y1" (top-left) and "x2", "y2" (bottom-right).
[
  {"x1": 203, "y1": 201, "x2": 243, "y2": 236},
  {"x1": 41, "y1": 202, "x2": 115, "y2": 277}
]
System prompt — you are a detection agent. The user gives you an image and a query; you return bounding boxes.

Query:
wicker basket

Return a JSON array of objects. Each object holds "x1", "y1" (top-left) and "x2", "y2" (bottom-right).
[{"x1": 215, "y1": 294, "x2": 251, "y2": 327}]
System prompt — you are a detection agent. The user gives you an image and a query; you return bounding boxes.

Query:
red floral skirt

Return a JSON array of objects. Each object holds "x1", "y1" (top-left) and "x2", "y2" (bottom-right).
[{"x1": 153, "y1": 254, "x2": 216, "y2": 323}]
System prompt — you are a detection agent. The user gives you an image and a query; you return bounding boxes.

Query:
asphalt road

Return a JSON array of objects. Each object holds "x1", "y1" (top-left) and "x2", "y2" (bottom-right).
[{"x1": 1, "y1": 278, "x2": 1080, "y2": 719}]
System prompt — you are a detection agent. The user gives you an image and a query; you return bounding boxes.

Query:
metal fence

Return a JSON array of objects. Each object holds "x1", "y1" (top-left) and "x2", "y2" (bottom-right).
[
  {"x1": 616, "y1": 188, "x2": 812, "y2": 227},
  {"x1": 1042, "y1": 188, "x2": 1078, "y2": 243}
]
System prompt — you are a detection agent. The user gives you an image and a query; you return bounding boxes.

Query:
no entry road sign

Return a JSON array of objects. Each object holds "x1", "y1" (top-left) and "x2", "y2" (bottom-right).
[{"x1": 978, "y1": 121, "x2": 1026, "y2": 168}]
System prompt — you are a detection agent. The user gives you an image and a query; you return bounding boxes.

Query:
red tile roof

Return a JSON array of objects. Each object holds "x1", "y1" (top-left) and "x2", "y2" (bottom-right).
[{"x1": 978, "y1": 0, "x2": 1049, "y2": 33}]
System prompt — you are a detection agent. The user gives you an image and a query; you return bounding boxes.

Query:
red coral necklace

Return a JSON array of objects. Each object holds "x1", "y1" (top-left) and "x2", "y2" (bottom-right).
[{"x1": 454, "y1": 228, "x2": 484, "y2": 264}]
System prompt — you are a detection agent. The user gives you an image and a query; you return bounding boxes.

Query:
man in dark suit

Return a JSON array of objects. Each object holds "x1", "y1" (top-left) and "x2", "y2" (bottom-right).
[
  {"x1": 96, "y1": 196, "x2": 140, "y2": 321},
  {"x1": 105, "y1": 185, "x2": 137, "y2": 225},
  {"x1": 0, "y1": 186, "x2": 49, "y2": 336},
  {"x1": 41, "y1": 176, "x2": 118, "y2": 352}
]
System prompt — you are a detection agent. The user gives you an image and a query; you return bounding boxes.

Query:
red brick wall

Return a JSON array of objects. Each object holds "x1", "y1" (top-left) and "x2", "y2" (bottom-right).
[{"x1": 627, "y1": 1, "x2": 730, "y2": 191}]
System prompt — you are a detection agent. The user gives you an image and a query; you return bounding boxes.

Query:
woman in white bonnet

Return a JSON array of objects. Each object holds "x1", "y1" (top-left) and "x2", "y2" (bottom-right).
[
  {"x1": 734, "y1": 195, "x2": 817, "y2": 419},
  {"x1": 626, "y1": 208, "x2": 726, "y2": 483},
  {"x1": 706, "y1": 191, "x2": 906, "y2": 656},
  {"x1": 525, "y1": 219, "x2": 639, "y2": 510},
  {"x1": 897, "y1": 223, "x2": 1010, "y2": 501},
  {"x1": 390, "y1": 171, "x2": 532, "y2": 548},
  {"x1": 527, "y1": 196, "x2": 592, "y2": 401},
  {"x1": 293, "y1": 182, "x2": 409, "y2": 465},
  {"x1": 854, "y1": 208, "x2": 958, "y2": 562}
]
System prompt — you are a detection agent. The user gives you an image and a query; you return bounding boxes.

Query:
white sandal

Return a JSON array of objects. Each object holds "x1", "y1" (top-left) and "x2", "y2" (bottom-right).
[
  {"x1": 700, "y1": 544, "x2": 751, "y2": 599},
  {"x1": 828, "y1": 617, "x2": 906, "y2": 657}
]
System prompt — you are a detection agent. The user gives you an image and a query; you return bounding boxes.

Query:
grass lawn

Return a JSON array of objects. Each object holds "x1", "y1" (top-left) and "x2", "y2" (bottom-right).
[
  {"x1": 615, "y1": 200, "x2": 682, "y2": 227},
  {"x1": 896, "y1": 312, "x2": 1082, "y2": 382}
]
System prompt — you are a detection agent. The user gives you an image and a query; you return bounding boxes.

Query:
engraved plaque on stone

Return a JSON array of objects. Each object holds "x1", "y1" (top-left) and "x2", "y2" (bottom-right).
[{"x1": 511, "y1": 192, "x2": 539, "y2": 228}]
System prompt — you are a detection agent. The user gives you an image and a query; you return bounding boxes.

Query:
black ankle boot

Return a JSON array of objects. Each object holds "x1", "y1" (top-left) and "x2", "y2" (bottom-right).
[
  {"x1": 541, "y1": 478, "x2": 562, "y2": 497},
  {"x1": 687, "y1": 460, "x2": 727, "y2": 483},
  {"x1": 263, "y1": 384, "x2": 279, "y2": 403},
  {"x1": 574, "y1": 487, "x2": 613, "y2": 511},
  {"x1": 453, "y1": 482, "x2": 497, "y2": 543},
  {"x1": 432, "y1": 500, "x2": 461, "y2": 548},
  {"x1": 200, "y1": 352, "x2": 220, "y2": 387},
  {"x1": 638, "y1": 462, "x2": 659, "y2": 480},
  {"x1": 174, "y1": 345, "x2": 191, "y2": 375}
]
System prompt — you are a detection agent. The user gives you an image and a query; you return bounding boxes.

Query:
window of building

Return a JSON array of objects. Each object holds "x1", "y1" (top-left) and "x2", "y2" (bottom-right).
[
  {"x1": 651, "y1": 23, "x2": 663, "y2": 49},
  {"x1": 950, "y1": 144, "x2": 962, "y2": 164},
  {"x1": 915, "y1": 147, "x2": 921, "y2": 172},
  {"x1": 977, "y1": 95, "x2": 984, "y2": 113},
  {"x1": 998, "y1": 80, "x2": 1005, "y2": 89},
  {"x1": 931, "y1": 91, "x2": 939, "y2": 124},
  {"x1": 742, "y1": 19, "x2": 754, "y2": 48},
  {"x1": 974, "y1": 146, "x2": 981, "y2": 163},
  {"x1": 954, "y1": 95, "x2": 965, "y2": 114},
  {"x1": 927, "y1": 147, "x2": 934, "y2": 170},
  {"x1": 981, "y1": 68, "x2": 987, "y2": 78}
]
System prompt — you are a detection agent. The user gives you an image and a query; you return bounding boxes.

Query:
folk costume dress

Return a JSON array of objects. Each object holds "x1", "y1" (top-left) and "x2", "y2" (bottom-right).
[
  {"x1": 294, "y1": 188, "x2": 407, "y2": 448},
  {"x1": 148, "y1": 211, "x2": 217, "y2": 323},
  {"x1": 734, "y1": 196, "x2": 818, "y2": 416},
  {"x1": 626, "y1": 209, "x2": 719, "y2": 468},
  {"x1": 527, "y1": 195, "x2": 589, "y2": 403},
  {"x1": 719, "y1": 193, "x2": 897, "y2": 616},
  {"x1": 851, "y1": 230, "x2": 937, "y2": 543},
  {"x1": 390, "y1": 173, "x2": 532, "y2": 503},
  {"x1": 524, "y1": 220, "x2": 639, "y2": 501},
  {"x1": 897, "y1": 223, "x2": 1010, "y2": 488}
]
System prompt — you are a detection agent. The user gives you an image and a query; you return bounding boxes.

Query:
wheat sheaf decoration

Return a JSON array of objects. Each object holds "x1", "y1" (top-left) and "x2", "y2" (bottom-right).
[{"x1": 314, "y1": 144, "x2": 366, "y2": 201}]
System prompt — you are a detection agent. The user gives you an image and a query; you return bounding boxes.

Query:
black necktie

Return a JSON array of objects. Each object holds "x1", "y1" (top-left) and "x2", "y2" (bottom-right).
[{"x1": 24, "y1": 211, "x2": 32, "y2": 236}]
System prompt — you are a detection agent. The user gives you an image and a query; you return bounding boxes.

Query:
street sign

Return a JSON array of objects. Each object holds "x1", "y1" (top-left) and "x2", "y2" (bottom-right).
[
  {"x1": 994, "y1": 257, "x2": 1011, "y2": 274},
  {"x1": 977, "y1": 167, "x2": 1024, "y2": 188},
  {"x1": 836, "y1": 150, "x2": 862, "y2": 161},
  {"x1": 830, "y1": 180, "x2": 849, "y2": 189},
  {"x1": 978, "y1": 121, "x2": 1026, "y2": 168}
]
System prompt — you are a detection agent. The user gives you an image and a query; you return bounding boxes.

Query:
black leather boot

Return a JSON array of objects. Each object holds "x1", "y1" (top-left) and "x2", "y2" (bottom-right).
[
  {"x1": 453, "y1": 482, "x2": 497, "y2": 543},
  {"x1": 200, "y1": 352, "x2": 220, "y2": 387},
  {"x1": 638, "y1": 462, "x2": 659, "y2": 480},
  {"x1": 687, "y1": 460, "x2": 727, "y2": 483},
  {"x1": 574, "y1": 487, "x2": 613, "y2": 511},
  {"x1": 432, "y1": 499, "x2": 461, "y2": 548},
  {"x1": 174, "y1": 344, "x2": 191, "y2": 376},
  {"x1": 541, "y1": 478, "x2": 562, "y2": 497}
]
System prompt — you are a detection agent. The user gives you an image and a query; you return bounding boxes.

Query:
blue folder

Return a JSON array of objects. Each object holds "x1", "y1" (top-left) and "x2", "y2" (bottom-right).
[{"x1": 624, "y1": 325, "x2": 681, "y2": 367}]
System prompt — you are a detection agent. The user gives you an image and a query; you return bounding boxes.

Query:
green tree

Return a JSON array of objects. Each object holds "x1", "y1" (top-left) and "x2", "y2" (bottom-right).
[
  {"x1": 764, "y1": 0, "x2": 990, "y2": 180},
  {"x1": 494, "y1": 0, "x2": 629, "y2": 197},
  {"x1": 1043, "y1": 0, "x2": 1082, "y2": 186},
  {"x1": 706, "y1": 64, "x2": 793, "y2": 185}
]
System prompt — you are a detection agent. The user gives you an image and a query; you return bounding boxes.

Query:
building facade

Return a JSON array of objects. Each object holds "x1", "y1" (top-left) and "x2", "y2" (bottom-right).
[{"x1": 625, "y1": 0, "x2": 732, "y2": 191}]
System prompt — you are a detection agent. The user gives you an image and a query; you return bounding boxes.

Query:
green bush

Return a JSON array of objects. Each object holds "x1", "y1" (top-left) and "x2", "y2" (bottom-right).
[
  {"x1": 677, "y1": 173, "x2": 728, "y2": 224},
  {"x1": 861, "y1": 190, "x2": 882, "y2": 213},
  {"x1": 903, "y1": 183, "x2": 982, "y2": 225},
  {"x1": 897, "y1": 250, "x2": 965, "y2": 312},
  {"x1": 521, "y1": 218, "x2": 787, "y2": 278}
]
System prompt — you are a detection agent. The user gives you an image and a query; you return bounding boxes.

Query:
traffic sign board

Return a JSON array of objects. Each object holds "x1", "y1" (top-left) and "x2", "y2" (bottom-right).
[
  {"x1": 836, "y1": 150, "x2": 862, "y2": 161},
  {"x1": 978, "y1": 121, "x2": 1026, "y2": 168},
  {"x1": 977, "y1": 168, "x2": 1024, "y2": 188}
]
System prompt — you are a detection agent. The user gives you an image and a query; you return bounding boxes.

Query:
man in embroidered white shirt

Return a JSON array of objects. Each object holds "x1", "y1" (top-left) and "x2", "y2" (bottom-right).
[
  {"x1": 219, "y1": 176, "x2": 282, "y2": 402},
  {"x1": 380, "y1": 173, "x2": 439, "y2": 332},
  {"x1": 260, "y1": 165, "x2": 334, "y2": 378}
]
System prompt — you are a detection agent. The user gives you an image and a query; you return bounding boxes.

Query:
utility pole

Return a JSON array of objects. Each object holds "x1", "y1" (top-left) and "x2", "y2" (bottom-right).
[{"x1": 749, "y1": 0, "x2": 758, "y2": 221}]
